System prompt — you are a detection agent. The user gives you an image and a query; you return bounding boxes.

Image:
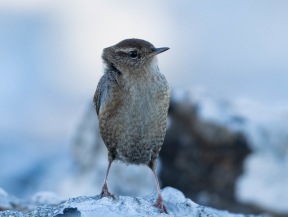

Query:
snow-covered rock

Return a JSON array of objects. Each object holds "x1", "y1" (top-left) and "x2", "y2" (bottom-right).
[
  {"x1": 0, "y1": 187, "x2": 263, "y2": 217},
  {"x1": 161, "y1": 92, "x2": 252, "y2": 214},
  {"x1": 179, "y1": 89, "x2": 288, "y2": 214}
]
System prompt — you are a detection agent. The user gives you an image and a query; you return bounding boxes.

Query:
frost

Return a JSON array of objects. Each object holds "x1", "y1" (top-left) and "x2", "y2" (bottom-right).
[{"x1": 0, "y1": 187, "x2": 264, "y2": 217}]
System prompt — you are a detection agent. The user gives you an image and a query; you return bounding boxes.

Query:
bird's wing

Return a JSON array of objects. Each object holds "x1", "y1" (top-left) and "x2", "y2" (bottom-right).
[{"x1": 93, "y1": 75, "x2": 106, "y2": 116}]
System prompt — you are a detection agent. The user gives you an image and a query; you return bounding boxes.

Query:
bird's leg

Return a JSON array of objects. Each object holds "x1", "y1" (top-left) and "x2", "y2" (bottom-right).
[
  {"x1": 100, "y1": 160, "x2": 114, "y2": 198},
  {"x1": 149, "y1": 161, "x2": 168, "y2": 214}
]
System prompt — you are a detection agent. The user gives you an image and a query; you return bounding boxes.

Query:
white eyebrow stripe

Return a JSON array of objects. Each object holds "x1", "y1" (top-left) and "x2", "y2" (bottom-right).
[{"x1": 117, "y1": 48, "x2": 138, "y2": 53}]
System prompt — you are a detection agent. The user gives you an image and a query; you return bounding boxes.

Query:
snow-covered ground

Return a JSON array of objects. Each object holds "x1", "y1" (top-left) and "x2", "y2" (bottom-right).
[{"x1": 0, "y1": 187, "x2": 263, "y2": 217}]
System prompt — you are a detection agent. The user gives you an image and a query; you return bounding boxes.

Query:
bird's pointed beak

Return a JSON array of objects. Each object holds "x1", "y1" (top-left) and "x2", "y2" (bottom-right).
[{"x1": 150, "y1": 47, "x2": 170, "y2": 56}]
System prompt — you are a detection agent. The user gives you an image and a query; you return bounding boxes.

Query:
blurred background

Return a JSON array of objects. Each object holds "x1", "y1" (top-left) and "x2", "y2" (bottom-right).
[{"x1": 0, "y1": 0, "x2": 288, "y2": 216}]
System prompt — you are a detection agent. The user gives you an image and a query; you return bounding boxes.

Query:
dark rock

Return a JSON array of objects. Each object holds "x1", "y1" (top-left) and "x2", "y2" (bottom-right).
[
  {"x1": 54, "y1": 208, "x2": 81, "y2": 217},
  {"x1": 160, "y1": 97, "x2": 257, "y2": 214}
]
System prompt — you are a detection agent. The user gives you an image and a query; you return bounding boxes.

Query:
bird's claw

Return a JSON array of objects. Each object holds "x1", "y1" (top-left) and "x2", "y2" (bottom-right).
[
  {"x1": 154, "y1": 196, "x2": 168, "y2": 214},
  {"x1": 100, "y1": 183, "x2": 115, "y2": 199}
]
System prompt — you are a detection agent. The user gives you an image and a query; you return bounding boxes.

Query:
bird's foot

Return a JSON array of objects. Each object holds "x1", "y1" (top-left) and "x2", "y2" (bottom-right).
[
  {"x1": 100, "y1": 183, "x2": 115, "y2": 199},
  {"x1": 154, "y1": 195, "x2": 168, "y2": 214}
]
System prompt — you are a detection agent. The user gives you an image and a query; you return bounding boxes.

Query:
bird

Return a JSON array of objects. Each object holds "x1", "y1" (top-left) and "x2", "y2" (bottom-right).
[{"x1": 93, "y1": 38, "x2": 170, "y2": 213}]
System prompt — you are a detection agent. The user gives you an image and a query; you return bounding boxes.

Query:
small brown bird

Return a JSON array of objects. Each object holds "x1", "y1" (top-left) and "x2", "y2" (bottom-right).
[{"x1": 93, "y1": 38, "x2": 170, "y2": 213}]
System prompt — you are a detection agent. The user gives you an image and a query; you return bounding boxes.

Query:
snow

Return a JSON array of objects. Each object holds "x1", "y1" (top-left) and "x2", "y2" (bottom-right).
[
  {"x1": 0, "y1": 187, "x2": 263, "y2": 217},
  {"x1": 237, "y1": 154, "x2": 288, "y2": 213}
]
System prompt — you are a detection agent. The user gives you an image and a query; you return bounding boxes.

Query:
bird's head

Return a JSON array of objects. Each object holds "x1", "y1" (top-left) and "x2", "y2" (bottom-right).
[{"x1": 102, "y1": 38, "x2": 169, "y2": 73}]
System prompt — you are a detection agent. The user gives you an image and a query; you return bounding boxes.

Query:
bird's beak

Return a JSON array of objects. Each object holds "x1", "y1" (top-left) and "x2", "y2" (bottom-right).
[{"x1": 150, "y1": 47, "x2": 170, "y2": 56}]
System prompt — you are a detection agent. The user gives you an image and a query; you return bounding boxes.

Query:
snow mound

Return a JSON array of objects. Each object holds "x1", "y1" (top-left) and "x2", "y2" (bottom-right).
[{"x1": 0, "y1": 187, "x2": 263, "y2": 217}]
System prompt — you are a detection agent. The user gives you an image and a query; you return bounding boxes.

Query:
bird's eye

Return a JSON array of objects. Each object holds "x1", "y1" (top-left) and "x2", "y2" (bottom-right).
[{"x1": 128, "y1": 51, "x2": 138, "y2": 58}]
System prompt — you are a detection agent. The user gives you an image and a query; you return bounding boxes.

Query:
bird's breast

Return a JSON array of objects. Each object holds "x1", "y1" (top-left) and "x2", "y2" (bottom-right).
[
  {"x1": 99, "y1": 71, "x2": 170, "y2": 164},
  {"x1": 122, "y1": 73, "x2": 169, "y2": 120}
]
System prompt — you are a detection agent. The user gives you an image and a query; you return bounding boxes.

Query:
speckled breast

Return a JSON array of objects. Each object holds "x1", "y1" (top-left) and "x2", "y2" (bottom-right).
[{"x1": 99, "y1": 73, "x2": 170, "y2": 165}]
